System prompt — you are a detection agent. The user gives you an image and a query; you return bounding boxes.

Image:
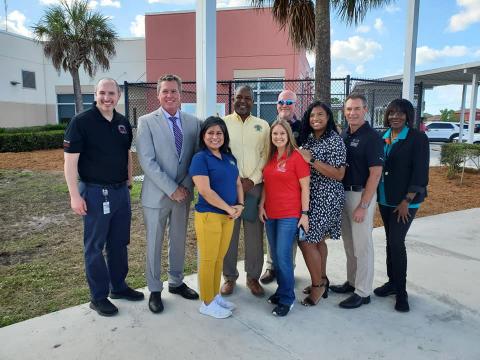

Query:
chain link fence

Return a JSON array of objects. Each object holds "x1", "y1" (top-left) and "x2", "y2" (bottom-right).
[{"x1": 125, "y1": 77, "x2": 420, "y2": 176}]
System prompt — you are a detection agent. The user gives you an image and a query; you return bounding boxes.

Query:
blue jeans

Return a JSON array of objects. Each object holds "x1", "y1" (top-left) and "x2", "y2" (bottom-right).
[{"x1": 265, "y1": 217, "x2": 298, "y2": 306}]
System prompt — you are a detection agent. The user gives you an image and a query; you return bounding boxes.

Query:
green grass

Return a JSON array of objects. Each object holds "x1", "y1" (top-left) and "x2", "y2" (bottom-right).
[{"x1": 0, "y1": 169, "x2": 246, "y2": 327}]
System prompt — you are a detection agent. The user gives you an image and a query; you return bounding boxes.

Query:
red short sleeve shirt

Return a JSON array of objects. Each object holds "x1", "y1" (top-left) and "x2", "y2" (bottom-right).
[{"x1": 263, "y1": 150, "x2": 310, "y2": 219}]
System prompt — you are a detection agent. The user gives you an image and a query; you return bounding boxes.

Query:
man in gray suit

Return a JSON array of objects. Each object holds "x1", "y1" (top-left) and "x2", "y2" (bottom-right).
[{"x1": 136, "y1": 74, "x2": 201, "y2": 314}]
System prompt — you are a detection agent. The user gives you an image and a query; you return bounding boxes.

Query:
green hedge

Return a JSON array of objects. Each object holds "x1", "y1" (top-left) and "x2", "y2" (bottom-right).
[
  {"x1": 0, "y1": 130, "x2": 64, "y2": 152},
  {"x1": 440, "y1": 143, "x2": 480, "y2": 177},
  {"x1": 0, "y1": 123, "x2": 67, "y2": 134}
]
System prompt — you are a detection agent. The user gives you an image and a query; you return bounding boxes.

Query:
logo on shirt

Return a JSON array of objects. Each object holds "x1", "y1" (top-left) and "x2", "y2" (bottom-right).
[
  {"x1": 350, "y1": 139, "x2": 360, "y2": 147},
  {"x1": 229, "y1": 160, "x2": 236, "y2": 166},
  {"x1": 63, "y1": 140, "x2": 70, "y2": 149},
  {"x1": 254, "y1": 124, "x2": 262, "y2": 132},
  {"x1": 118, "y1": 125, "x2": 127, "y2": 134}
]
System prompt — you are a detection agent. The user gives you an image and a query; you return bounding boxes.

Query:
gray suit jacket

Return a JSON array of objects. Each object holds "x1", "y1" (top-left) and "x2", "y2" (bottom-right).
[{"x1": 136, "y1": 108, "x2": 201, "y2": 208}]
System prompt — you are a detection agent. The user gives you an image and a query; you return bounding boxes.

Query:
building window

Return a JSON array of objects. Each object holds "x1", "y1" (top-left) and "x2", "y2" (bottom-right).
[
  {"x1": 22, "y1": 70, "x2": 36, "y2": 89},
  {"x1": 57, "y1": 94, "x2": 94, "y2": 123},
  {"x1": 235, "y1": 78, "x2": 284, "y2": 124}
]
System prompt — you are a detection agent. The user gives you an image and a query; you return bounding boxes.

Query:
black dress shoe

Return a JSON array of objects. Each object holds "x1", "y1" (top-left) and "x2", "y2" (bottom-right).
[
  {"x1": 330, "y1": 281, "x2": 355, "y2": 294},
  {"x1": 395, "y1": 295, "x2": 410, "y2": 312},
  {"x1": 90, "y1": 298, "x2": 118, "y2": 317},
  {"x1": 260, "y1": 269, "x2": 276, "y2": 284},
  {"x1": 110, "y1": 287, "x2": 145, "y2": 301},
  {"x1": 149, "y1": 292, "x2": 164, "y2": 313},
  {"x1": 339, "y1": 293, "x2": 370, "y2": 309},
  {"x1": 168, "y1": 283, "x2": 199, "y2": 300},
  {"x1": 374, "y1": 282, "x2": 396, "y2": 297}
]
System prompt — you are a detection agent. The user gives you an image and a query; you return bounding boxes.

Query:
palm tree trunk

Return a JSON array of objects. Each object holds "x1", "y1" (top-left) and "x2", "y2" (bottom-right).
[
  {"x1": 70, "y1": 67, "x2": 84, "y2": 114},
  {"x1": 314, "y1": 0, "x2": 331, "y2": 105}
]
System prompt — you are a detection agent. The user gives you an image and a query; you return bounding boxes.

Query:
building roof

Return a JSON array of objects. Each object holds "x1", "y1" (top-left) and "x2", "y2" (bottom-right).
[{"x1": 381, "y1": 61, "x2": 480, "y2": 88}]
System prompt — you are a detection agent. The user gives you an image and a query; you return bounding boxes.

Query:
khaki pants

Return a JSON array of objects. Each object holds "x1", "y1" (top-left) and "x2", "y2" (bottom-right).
[
  {"x1": 341, "y1": 191, "x2": 376, "y2": 297},
  {"x1": 223, "y1": 184, "x2": 264, "y2": 281}
]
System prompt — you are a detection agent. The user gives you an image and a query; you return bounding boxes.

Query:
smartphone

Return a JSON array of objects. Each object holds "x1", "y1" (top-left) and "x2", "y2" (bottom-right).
[{"x1": 298, "y1": 226, "x2": 306, "y2": 241}]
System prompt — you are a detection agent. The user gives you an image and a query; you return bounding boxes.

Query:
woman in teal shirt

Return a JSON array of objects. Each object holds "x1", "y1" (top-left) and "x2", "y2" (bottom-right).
[{"x1": 375, "y1": 99, "x2": 429, "y2": 313}]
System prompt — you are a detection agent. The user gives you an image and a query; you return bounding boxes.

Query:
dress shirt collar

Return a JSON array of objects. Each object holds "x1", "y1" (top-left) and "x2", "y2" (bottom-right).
[{"x1": 161, "y1": 107, "x2": 180, "y2": 121}]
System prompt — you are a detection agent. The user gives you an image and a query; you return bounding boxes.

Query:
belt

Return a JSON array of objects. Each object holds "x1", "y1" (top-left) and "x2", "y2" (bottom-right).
[
  {"x1": 344, "y1": 185, "x2": 364, "y2": 192},
  {"x1": 83, "y1": 181, "x2": 127, "y2": 189}
]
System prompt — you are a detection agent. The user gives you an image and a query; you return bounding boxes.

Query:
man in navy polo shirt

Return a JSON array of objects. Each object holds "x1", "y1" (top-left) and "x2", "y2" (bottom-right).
[
  {"x1": 64, "y1": 78, "x2": 144, "y2": 317},
  {"x1": 330, "y1": 93, "x2": 383, "y2": 309}
]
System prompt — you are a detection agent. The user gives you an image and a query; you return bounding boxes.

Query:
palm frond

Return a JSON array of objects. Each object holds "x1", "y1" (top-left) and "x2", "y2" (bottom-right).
[{"x1": 331, "y1": 0, "x2": 395, "y2": 25}]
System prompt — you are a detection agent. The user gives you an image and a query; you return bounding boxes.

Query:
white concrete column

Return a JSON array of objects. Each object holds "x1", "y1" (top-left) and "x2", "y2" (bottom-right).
[
  {"x1": 402, "y1": 0, "x2": 420, "y2": 101},
  {"x1": 195, "y1": 0, "x2": 216, "y2": 121},
  {"x1": 458, "y1": 84, "x2": 467, "y2": 142},
  {"x1": 467, "y1": 73, "x2": 478, "y2": 144}
]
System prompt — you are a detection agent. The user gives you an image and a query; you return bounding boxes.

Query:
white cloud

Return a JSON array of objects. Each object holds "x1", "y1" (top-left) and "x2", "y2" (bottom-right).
[
  {"x1": 355, "y1": 64, "x2": 365, "y2": 75},
  {"x1": 332, "y1": 65, "x2": 351, "y2": 78},
  {"x1": 148, "y1": 0, "x2": 193, "y2": 4},
  {"x1": 130, "y1": 14, "x2": 145, "y2": 37},
  {"x1": 0, "y1": 10, "x2": 32, "y2": 37},
  {"x1": 416, "y1": 45, "x2": 469, "y2": 65},
  {"x1": 40, "y1": 0, "x2": 99, "y2": 8},
  {"x1": 306, "y1": 51, "x2": 315, "y2": 68},
  {"x1": 475, "y1": 49, "x2": 480, "y2": 57},
  {"x1": 356, "y1": 25, "x2": 370, "y2": 33},
  {"x1": 331, "y1": 36, "x2": 382, "y2": 63},
  {"x1": 447, "y1": 0, "x2": 480, "y2": 32},
  {"x1": 217, "y1": 0, "x2": 249, "y2": 7},
  {"x1": 100, "y1": 0, "x2": 120, "y2": 8},
  {"x1": 385, "y1": 4, "x2": 401, "y2": 13},
  {"x1": 374, "y1": 18, "x2": 384, "y2": 33}
]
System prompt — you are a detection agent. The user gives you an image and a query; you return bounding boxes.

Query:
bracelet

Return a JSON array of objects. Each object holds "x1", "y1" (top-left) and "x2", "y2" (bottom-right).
[
  {"x1": 236, "y1": 203, "x2": 244, "y2": 207},
  {"x1": 301, "y1": 210, "x2": 309, "y2": 215},
  {"x1": 403, "y1": 196, "x2": 412, "y2": 204}
]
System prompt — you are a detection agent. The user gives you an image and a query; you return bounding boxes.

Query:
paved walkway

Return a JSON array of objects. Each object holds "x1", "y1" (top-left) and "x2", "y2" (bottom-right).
[{"x1": 1, "y1": 208, "x2": 479, "y2": 360}]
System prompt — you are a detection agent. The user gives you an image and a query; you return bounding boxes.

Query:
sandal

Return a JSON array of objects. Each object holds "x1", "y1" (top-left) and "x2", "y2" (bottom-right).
[
  {"x1": 301, "y1": 284, "x2": 325, "y2": 306},
  {"x1": 303, "y1": 277, "x2": 329, "y2": 299}
]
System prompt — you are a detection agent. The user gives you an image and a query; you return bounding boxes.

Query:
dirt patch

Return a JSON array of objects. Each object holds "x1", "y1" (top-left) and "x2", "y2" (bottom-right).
[{"x1": 0, "y1": 149, "x2": 64, "y2": 171}]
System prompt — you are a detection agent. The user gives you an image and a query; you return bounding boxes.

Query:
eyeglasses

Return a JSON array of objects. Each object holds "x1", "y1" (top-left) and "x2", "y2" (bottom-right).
[{"x1": 278, "y1": 100, "x2": 295, "y2": 106}]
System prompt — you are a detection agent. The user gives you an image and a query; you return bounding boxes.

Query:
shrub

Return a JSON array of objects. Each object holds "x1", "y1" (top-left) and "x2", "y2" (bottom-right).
[
  {"x1": 0, "y1": 123, "x2": 67, "y2": 134},
  {"x1": 440, "y1": 143, "x2": 480, "y2": 178},
  {"x1": 0, "y1": 130, "x2": 64, "y2": 152}
]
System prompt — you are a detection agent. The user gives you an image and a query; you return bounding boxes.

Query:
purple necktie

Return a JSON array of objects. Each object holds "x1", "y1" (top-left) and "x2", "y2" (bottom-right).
[{"x1": 169, "y1": 116, "x2": 183, "y2": 156}]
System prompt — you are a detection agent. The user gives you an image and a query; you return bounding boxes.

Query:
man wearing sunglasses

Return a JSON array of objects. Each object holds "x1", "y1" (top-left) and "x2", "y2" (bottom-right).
[{"x1": 260, "y1": 89, "x2": 301, "y2": 285}]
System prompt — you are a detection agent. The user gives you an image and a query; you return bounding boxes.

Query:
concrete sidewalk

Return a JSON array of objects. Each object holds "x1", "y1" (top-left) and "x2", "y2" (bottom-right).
[{"x1": 1, "y1": 208, "x2": 479, "y2": 360}]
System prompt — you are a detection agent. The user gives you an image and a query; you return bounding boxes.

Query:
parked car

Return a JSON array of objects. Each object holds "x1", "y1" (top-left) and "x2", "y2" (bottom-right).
[
  {"x1": 453, "y1": 133, "x2": 480, "y2": 144},
  {"x1": 425, "y1": 122, "x2": 462, "y2": 142}
]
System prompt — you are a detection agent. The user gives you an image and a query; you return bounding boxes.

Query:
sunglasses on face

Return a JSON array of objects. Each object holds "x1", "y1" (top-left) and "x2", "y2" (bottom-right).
[{"x1": 278, "y1": 100, "x2": 295, "y2": 106}]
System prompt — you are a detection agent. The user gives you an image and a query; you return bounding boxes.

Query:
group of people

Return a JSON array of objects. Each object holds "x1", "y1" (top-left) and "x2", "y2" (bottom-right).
[{"x1": 63, "y1": 74, "x2": 429, "y2": 319}]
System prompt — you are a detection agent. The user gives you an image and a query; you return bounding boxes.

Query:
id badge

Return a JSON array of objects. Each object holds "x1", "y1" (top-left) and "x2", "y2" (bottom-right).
[{"x1": 103, "y1": 201, "x2": 110, "y2": 215}]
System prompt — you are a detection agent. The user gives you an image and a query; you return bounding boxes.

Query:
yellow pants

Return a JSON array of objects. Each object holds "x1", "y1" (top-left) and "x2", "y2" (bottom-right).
[{"x1": 194, "y1": 211, "x2": 234, "y2": 303}]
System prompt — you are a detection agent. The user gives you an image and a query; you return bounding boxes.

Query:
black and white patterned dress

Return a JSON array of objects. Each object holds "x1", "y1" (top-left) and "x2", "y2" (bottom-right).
[{"x1": 302, "y1": 130, "x2": 346, "y2": 243}]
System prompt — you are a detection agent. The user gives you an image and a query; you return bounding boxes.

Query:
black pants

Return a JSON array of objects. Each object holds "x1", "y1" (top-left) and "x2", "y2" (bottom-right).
[{"x1": 379, "y1": 204, "x2": 418, "y2": 298}]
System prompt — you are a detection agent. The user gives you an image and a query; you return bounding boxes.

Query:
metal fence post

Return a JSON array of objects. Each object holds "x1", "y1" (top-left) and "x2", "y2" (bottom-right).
[
  {"x1": 345, "y1": 75, "x2": 351, "y2": 96},
  {"x1": 415, "y1": 82, "x2": 423, "y2": 129},
  {"x1": 228, "y1": 81, "x2": 232, "y2": 115},
  {"x1": 124, "y1": 81, "x2": 130, "y2": 125}
]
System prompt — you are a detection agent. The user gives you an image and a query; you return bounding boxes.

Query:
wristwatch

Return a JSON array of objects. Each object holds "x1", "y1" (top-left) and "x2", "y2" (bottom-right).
[
  {"x1": 301, "y1": 210, "x2": 309, "y2": 215},
  {"x1": 404, "y1": 196, "x2": 412, "y2": 203},
  {"x1": 359, "y1": 202, "x2": 369, "y2": 209},
  {"x1": 309, "y1": 158, "x2": 315, "y2": 165}
]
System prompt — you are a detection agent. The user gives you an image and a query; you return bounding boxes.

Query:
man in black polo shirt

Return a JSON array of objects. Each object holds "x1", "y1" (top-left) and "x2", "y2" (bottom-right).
[
  {"x1": 64, "y1": 78, "x2": 144, "y2": 317},
  {"x1": 330, "y1": 93, "x2": 383, "y2": 309}
]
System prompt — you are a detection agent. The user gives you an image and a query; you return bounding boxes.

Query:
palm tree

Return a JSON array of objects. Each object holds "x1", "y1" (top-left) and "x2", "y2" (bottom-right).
[
  {"x1": 32, "y1": 0, "x2": 117, "y2": 114},
  {"x1": 251, "y1": 0, "x2": 394, "y2": 104}
]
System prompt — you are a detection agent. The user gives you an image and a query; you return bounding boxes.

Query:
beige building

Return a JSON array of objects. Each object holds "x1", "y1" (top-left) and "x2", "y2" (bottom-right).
[{"x1": 0, "y1": 30, "x2": 145, "y2": 127}]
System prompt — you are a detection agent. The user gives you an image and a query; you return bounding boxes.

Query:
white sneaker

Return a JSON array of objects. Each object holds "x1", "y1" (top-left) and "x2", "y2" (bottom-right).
[
  {"x1": 214, "y1": 294, "x2": 236, "y2": 311},
  {"x1": 199, "y1": 301, "x2": 232, "y2": 319}
]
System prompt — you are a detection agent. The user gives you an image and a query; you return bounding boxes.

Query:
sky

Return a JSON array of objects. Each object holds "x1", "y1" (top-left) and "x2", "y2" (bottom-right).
[{"x1": 1, "y1": 0, "x2": 479, "y2": 115}]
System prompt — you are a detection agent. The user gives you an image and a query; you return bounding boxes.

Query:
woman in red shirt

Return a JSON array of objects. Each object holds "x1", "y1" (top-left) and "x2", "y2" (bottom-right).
[{"x1": 258, "y1": 119, "x2": 310, "y2": 317}]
